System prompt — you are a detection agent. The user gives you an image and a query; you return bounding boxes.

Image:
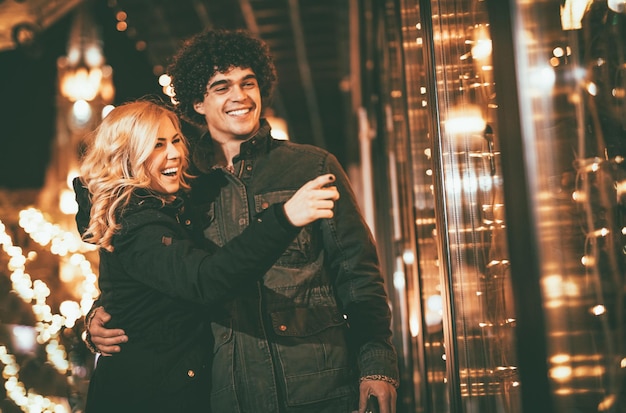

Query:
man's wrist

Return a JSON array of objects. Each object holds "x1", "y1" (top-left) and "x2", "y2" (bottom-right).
[
  {"x1": 83, "y1": 330, "x2": 99, "y2": 354},
  {"x1": 83, "y1": 306, "x2": 100, "y2": 354},
  {"x1": 360, "y1": 374, "x2": 400, "y2": 389}
]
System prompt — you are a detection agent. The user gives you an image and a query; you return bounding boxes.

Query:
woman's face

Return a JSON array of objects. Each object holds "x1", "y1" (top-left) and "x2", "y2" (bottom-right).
[{"x1": 145, "y1": 117, "x2": 185, "y2": 195}]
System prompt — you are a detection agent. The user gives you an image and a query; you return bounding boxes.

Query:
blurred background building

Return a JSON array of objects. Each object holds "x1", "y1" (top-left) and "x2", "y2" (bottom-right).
[{"x1": 0, "y1": 0, "x2": 624, "y2": 412}]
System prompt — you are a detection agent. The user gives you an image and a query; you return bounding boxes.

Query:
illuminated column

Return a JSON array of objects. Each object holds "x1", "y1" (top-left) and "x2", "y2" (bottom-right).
[
  {"x1": 38, "y1": 0, "x2": 114, "y2": 225},
  {"x1": 36, "y1": 0, "x2": 112, "y2": 309}
]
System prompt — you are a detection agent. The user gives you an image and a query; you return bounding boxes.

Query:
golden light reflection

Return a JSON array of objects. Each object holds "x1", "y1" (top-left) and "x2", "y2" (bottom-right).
[
  {"x1": 470, "y1": 25, "x2": 492, "y2": 61},
  {"x1": 60, "y1": 189, "x2": 78, "y2": 215},
  {"x1": 550, "y1": 365, "x2": 573, "y2": 381},
  {"x1": 1, "y1": 345, "x2": 70, "y2": 413},
  {"x1": 444, "y1": 105, "x2": 486, "y2": 136},
  {"x1": 0, "y1": 208, "x2": 96, "y2": 412},
  {"x1": 560, "y1": 0, "x2": 593, "y2": 30},
  {"x1": 542, "y1": 274, "x2": 581, "y2": 299},
  {"x1": 60, "y1": 66, "x2": 104, "y2": 102},
  {"x1": 607, "y1": 0, "x2": 626, "y2": 13},
  {"x1": 551, "y1": 353, "x2": 571, "y2": 364},
  {"x1": 590, "y1": 304, "x2": 606, "y2": 316}
]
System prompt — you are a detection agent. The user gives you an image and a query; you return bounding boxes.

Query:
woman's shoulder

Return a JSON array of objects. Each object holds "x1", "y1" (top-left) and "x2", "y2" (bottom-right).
[{"x1": 117, "y1": 193, "x2": 186, "y2": 236}]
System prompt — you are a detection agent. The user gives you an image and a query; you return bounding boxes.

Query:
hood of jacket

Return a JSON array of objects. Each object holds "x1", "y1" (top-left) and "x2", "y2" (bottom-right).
[{"x1": 72, "y1": 176, "x2": 185, "y2": 241}]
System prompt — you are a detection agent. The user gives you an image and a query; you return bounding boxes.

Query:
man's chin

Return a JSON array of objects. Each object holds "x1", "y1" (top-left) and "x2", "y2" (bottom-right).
[{"x1": 233, "y1": 125, "x2": 261, "y2": 140}]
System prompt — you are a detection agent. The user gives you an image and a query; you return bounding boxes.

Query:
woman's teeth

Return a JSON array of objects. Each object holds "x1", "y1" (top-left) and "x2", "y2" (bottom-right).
[{"x1": 161, "y1": 167, "x2": 178, "y2": 176}]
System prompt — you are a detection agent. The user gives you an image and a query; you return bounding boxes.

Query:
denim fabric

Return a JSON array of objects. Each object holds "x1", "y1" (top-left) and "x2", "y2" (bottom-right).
[{"x1": 190, "y1": 120, "x2": 399, "y2": 413}]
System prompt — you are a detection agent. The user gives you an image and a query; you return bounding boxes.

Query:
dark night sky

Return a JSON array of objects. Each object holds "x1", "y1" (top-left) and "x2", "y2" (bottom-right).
[{"x1": 0, "y1": 4, "x2": 161, "y2": 189}]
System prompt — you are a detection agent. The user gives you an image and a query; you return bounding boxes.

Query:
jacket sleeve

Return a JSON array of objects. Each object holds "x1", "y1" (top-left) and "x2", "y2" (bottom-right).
[
  {"x1": 321, "y1": 153, "x2": 400, "y2": 384},
  {"x1": 72, "y1": 177, "x2": 92, "y2": 239},
  {"x1": 113, "y1": 204, "x2": 299, "y2": 305}
]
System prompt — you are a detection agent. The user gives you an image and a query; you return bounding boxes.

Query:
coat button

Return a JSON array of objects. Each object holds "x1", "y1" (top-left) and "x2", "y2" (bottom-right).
[
  {"x1": 261, "y1": 202, "x2": 270, "y2": 209},
  {"x1": 279, "y1": 325, "x2": 287, "y2": 332},
  {"x1": 246, "y1": 165, "x2": 253, "y2": 171},
  {"x1": 184, "y1": 219, "x2": 191, "y2": 226},
  {"x1": 187, "y1": 370, "x2": 195, "y2": 378}
]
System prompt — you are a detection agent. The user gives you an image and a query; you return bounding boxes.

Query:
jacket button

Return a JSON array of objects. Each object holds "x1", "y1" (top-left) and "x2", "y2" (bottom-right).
[
  {"x1": 184, "y1": 219, "x2": 191, "y2": 226},
  {"x1": 246, "y1": 165, "x2": 253, "y2": 171},
  {"x1": 279, "y1": 325, "x2": 287, "y2": 331},
  {"x1": 261, "y1": 202, "x2": 269, "y2": 209},
  {"x1": 187, "y1": 370, "x2": 195, "y2": 378}
]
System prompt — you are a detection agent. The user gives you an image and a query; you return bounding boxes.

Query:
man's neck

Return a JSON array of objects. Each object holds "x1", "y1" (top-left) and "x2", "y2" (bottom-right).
[
  {"x1": 208, "y1": 123, "x2": 263, "y2": 168},
  {"x1": 214, "y1": 139, "x2": 243, "y2": 169}
]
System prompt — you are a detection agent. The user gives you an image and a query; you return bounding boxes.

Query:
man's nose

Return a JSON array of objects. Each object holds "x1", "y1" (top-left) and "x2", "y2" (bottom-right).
[{"x1": 230, "y1": 85, "x2": 246, "y2": 100}]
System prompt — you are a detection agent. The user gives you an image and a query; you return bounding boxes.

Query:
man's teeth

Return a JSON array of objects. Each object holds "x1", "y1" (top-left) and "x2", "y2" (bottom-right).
[
  {"x1": 227, "y1": 109, "x2": 249, "y2": 116},
  {"x1": 162, "y1": 167, "x2": 178, "y2": 176}
]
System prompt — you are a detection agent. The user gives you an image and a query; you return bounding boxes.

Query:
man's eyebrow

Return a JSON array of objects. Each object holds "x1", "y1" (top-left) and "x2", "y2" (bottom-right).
[
  {"x1": 208, "y1": 78, "x2": 229, "y2": 90},
  {"x1": 208, "y1": 74, "x2": 257, "y2": 90}
]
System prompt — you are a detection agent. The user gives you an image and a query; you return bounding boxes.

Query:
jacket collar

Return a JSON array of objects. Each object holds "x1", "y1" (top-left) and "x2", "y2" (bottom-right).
[
  {"x1": 191, "y1": 118, "x2": 274, "y2": 174},
  {"x1": 122, "y1": 188, "x2": 185, "y2": 216}
]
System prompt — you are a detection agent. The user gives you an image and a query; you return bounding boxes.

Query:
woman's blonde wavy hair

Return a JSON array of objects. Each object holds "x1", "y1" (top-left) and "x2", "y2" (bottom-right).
[{"x1": 79, "y1": 99, "x2": 192, "y2": 252}]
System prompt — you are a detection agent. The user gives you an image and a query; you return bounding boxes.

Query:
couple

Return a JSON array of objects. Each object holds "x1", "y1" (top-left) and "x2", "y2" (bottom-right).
[{"x1": 76, "y1": 28, "x2": 399, "y2": 413}]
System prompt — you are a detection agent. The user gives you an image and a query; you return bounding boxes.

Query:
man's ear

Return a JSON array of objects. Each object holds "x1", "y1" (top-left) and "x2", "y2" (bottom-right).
[{"x1": 193, "y1": 101, "x2": 205, "y2": 115}]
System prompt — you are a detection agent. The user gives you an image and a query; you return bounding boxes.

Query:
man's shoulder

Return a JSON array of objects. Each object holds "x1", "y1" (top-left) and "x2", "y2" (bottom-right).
[{"x1": 270, "y1": 139, "x2": 331, "y2": 159}]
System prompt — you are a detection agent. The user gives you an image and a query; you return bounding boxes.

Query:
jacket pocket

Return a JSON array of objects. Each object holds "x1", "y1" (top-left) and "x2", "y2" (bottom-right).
[
  {"x1": 270, "y1": 306, "x2": 355, "y2": 406},
  {"x1": 255, "y1": 190, "x2": 317, "y2": 267},
  {"x1": 270, "y1": 306, "x2": 345, "y2": 337}
]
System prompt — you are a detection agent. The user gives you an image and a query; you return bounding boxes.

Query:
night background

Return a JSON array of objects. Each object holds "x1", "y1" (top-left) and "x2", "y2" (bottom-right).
[{"x1": 0, "y1": 2, "x2": 160, "y2": 189}]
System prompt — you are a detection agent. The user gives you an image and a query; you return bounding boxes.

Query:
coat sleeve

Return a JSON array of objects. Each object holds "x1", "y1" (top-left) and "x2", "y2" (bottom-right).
[
  {"x1": 72, "y1": 177, "x2": 92, "y2": 239},
  {"x1": 320, "y1": 153, "x2": 400, "y2": 384},
  {"x1": 113, "y1": 204, "x2": 299, "y2": 305}
]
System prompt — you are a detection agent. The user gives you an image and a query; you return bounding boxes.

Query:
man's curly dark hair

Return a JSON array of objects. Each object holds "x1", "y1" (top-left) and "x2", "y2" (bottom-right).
[{"x1": 167, "y1": 28, "x2": 277, "y2": 128}]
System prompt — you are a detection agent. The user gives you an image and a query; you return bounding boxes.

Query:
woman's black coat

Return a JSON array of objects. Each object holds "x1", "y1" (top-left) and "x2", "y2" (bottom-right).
[{"x1": 73, "y1": 179, "x2": 299, "y2": 413}]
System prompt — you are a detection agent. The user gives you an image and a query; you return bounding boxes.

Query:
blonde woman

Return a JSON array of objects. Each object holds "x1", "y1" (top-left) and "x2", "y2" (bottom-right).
[{"x1": 74, "y1": 99, "x2": 338, "y2": 413}]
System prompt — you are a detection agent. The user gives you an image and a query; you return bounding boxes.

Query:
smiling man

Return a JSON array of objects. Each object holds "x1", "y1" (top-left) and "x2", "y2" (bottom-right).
[{"x1": 86, "y1": 29, "x2": 399, "y2": 413}]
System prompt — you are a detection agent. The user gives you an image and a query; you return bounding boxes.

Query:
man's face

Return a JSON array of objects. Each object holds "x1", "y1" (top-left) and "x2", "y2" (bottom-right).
[{"x1": 193, "y1": 66, "x2": 262, "y2": 143}]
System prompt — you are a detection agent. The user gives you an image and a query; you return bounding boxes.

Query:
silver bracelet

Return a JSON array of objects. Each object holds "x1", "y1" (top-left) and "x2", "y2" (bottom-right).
[{"x1": 360, "y1": 374, "x2": 400, "y2": 388}]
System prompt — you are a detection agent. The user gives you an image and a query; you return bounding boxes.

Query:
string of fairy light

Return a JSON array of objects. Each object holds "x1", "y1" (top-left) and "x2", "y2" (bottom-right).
[
  {"x1": 0, "y1": 3, "x2": 149, "y2": 411},
  {"x1": 0, "y1": 208, "x2": 98, "y2": 413}
]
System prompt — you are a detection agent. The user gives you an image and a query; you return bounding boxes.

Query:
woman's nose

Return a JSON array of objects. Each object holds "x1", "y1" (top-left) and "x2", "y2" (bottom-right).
[{"x1": 167, "y1": 143, "x2": 181, "y2": 159}]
